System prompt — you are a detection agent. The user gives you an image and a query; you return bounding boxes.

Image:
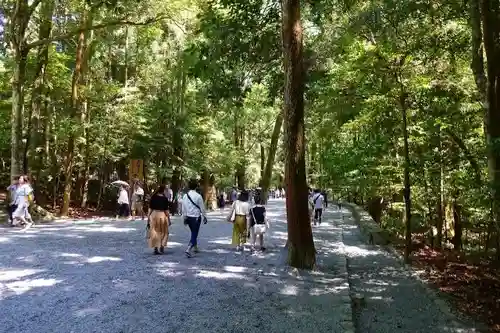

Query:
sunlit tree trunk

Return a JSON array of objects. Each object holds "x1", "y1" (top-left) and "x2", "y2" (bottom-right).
[
  {"x1": 281, "y1": 0, "x2": 316, "y2": 269},
  {"x1": 26, "y1": 0, "x2": 55, "y2": 184},
  {"x1": 172, "y1": 67, "x2": 186, "y2": 213},
  {"x1": 400, "y1": 91, "x2": 412, "y2": 263},
  {"x1": 260, "y1": 144, "x2": 265, "y2": 182},
  {"x1": 478, "y1": 0, "x2": 500, "y2": 260},
  {"x1": 261, "y1": 112, "x2": 283, "y2": 203},
  {"x1": 8, "y1": 0, "x2": 32, "y2": 179},
  {"x1": 61, "y1": 9, "x2": 92, "y2": 216}
]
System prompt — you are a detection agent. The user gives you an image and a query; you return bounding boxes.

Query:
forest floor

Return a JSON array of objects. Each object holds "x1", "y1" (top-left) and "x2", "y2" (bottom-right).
[
  {"x1": 392, "y1": 242, "x2": 500, "y2": 332},
  {"x1": 337, "y1": 208, "x2": 483, "y2": 333},
  {"x1": 0, "y1": 199, "x2": 485, "y2": 332}
]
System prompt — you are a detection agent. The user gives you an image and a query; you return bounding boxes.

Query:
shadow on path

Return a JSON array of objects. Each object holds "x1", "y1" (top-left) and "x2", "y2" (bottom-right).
[{"x1": 0, "y1": 199, "x2": 350, "y2": 333}]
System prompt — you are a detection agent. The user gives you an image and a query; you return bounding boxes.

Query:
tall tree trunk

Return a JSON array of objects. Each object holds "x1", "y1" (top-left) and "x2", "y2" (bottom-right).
[
  {"x1": 281, "y1": 0, "x2": 316, "y2": 269},
  {"x1": 171, "y1": 67, "x2": 186, "y2": 213},
  {"x1": 479, "y1": 0, "x2": 500, "y2": 260},
  {"x1": 436, "y1": 126, "x2": 444, "y2": 249},
  {"x1": 11, "y1": 47, "x2": 27, "y2": 178},
  {"x1": 61, "y1": 10, "x2": 91, "y2": 216},
  {"x1": 202, "y1": 169, "x2": 210, "y2": 204},
  {"x1": 124, "y1": 26, "x2": 129, "y2": 87},
  {"x1": 261, "y1": 112, "x2": 283, "y2": 203},
  {"x1": 260, "y1": 144, "x2": 265, "y2": 182},
  {"x1": 80, "y1": 93, "x2": 91, "y2": 208},
  {"x1": 452, "y1": 200, "x2": 463, "y2": 250},
  {"x1": 309, "y1": 141, "x2": 317, "y2": 185},
  {"x1": 235, "y1": 123, "x2": 246, "y2": 189},
  {"x1": 8, "y1": 0, "x2": 33, "y2": 179},
  {"x1": 400, "y1": 91, "x2": 412, "y2": 263},
  {"x1": 26, "y1": 0, "x2": 55, "y2": 186}
]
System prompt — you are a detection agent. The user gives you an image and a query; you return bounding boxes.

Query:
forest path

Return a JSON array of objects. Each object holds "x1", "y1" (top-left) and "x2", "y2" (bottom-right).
[
  {"x1": 338, "y1": 206, "x2": 484, "y2": 333},
  {"x1": 0, "y1": 199, "x2": 482, "y2": 332},
  {"x1": 0, "y1": 199, "x2": 352, "y2": 333}
]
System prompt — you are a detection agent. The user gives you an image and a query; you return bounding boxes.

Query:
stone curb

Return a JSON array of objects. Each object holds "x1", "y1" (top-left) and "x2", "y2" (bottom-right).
[
  {"x1": 343, "y1": 202, "x2": 484, "y2": 333},
  {"x1": 326, "y1": 207, "x2": 356, "y2": 333}
]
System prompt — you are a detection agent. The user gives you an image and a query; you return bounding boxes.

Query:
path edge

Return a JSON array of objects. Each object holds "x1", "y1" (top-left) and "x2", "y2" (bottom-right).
[{"x1": 341, "y1": 202, "x2": 484, "y2": 332}]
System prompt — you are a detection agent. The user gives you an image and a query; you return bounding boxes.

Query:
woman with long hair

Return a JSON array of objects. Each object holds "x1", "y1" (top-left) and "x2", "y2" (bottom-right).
[
  {"x1": 231, "y1": 190, "x2": 251, "y2": 251},
  {"x1": 147, "y1": 185, "x2": 170, "y2": 255},
  {"x1": 250, "y1": 195, "x2": 270, "y2": 251}
]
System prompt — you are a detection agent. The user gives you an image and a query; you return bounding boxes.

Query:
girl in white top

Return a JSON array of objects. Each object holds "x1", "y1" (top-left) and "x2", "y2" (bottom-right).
[{"x1": 231, "y1": 190, "x2": 251, "y2": 251}]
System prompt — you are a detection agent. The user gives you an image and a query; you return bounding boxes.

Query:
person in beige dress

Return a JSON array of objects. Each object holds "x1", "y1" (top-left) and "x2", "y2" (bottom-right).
[{"x1": 147, "y1": 185, "x2": 170, "y2": 255}]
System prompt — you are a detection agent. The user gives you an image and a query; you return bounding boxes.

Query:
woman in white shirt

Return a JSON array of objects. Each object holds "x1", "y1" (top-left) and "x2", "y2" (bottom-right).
[
  {"x1": 116, "y1": 186, "x2": 130, "y2": 219},
  {"x1": 231, "y1": 190, "x2": 251, "y2": 251}
]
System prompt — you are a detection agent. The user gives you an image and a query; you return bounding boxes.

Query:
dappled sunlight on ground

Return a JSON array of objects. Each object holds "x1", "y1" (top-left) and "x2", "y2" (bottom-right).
[
  {"x1": 339, "y1": 207, "x2": 482, "y2": 333},
  {"x1": 0, "y1": 199, "x2": 352, "y2": 333}
]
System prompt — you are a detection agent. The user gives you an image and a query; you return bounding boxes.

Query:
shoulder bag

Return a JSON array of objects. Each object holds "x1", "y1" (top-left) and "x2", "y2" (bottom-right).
[{"x1": 187, "y1": 193, "x2": 208, "y2": 224}]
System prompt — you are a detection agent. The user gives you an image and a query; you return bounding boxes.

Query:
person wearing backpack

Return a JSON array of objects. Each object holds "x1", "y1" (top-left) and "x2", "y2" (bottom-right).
[
  {"x1": 312, "y1": 188, "x2": 325, "y2": 226},
  {"x1": 182, "y1": 179, "x2": 208, "y2": 258},
  {"x1": 6, "y1": 177, "x2": 18, "y2": 226}
]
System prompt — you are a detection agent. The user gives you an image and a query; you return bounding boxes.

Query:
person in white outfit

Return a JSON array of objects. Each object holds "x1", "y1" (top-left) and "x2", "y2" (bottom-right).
[
  {"x1": 311, "y1": 188, "x2": 325, "y2": 226},
  {"x1": 12, "y1": 175, "x2": 34, "y2": 229},
  {"x1": 116, "y1": 186, "x2": 130, "y2": 219},
  {"x1": 182, "y1": 179, "x2": 207, "y2": 257}
]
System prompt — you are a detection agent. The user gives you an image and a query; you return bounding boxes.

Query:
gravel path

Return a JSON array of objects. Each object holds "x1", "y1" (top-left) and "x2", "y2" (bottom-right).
[
  {"x1": 0, "y1": 200, "x2": 352, "y2": 333},
  {"x1": 336, "y1": 206, "x2": 485, "y2": 333}
]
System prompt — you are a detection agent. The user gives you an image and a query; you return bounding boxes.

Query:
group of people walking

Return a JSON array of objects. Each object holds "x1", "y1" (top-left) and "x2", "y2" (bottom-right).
[
  {"x1": 145, "y1": 178, "x2": 207, "y2": 257},
  {"x1": 226, "y1": 190, "x2": 270, "y2": 252},
  {"x1": 145, "y1": 179, "x2": 271, "y2": 257},
  {"x1": 6, "y1": 175, "x2": 35, "y2": 229}
]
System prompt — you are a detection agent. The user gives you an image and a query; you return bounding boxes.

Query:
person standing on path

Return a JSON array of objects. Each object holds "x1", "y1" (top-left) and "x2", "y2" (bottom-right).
[
  {"x1": 218, "y1": 191, "x2": 225, "y2": 211},
  {"x1": 6, "y1": 177, "x2": 18, "y2": 226},
  {"x1": 176, "y1": 191, "x2": 183, "y2": 216},
  {"x1": 164, "y1": 184, "x2": 173, "y2": 202},
  {"x1": 230, "y1": 187, "x2": 237, "y2": 204},
  {"x1": 12, "y1": 175, "x2": 34, "y2": 229},
  {"x1": 249, "y1": 195, "x2": 270, "y2": 251},
  {"x1": 312, "y1": 189, "x2": 325, "y2": 226},
  {"x1": 147, "y1": 185, "x2": 170, "y2": 255},
  {"x1": 231, "y1": 190, "x2": 251, "y2": 251},
  {"x1": 116, "y1": 185, "x2": 130, "y2": 219},
  {"x1": 182, "y1": 179, "x2": 207, "y2": 258}
]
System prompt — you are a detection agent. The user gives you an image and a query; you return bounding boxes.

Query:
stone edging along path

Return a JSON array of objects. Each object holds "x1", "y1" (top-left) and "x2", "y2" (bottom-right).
[{"x1": 340, "y1": 202, "x2": 485, "y2": 333}]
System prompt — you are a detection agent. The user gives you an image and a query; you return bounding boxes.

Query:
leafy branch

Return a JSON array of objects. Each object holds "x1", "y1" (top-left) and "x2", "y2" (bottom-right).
[{"x1": 26, "y1": 15, "x2": 169, "y2": 49}]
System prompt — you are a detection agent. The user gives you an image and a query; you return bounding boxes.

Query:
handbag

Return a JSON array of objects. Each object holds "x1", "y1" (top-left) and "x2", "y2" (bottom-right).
[{"x1": 186, "y1": 193, "x2": 208, "y2": 224}]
